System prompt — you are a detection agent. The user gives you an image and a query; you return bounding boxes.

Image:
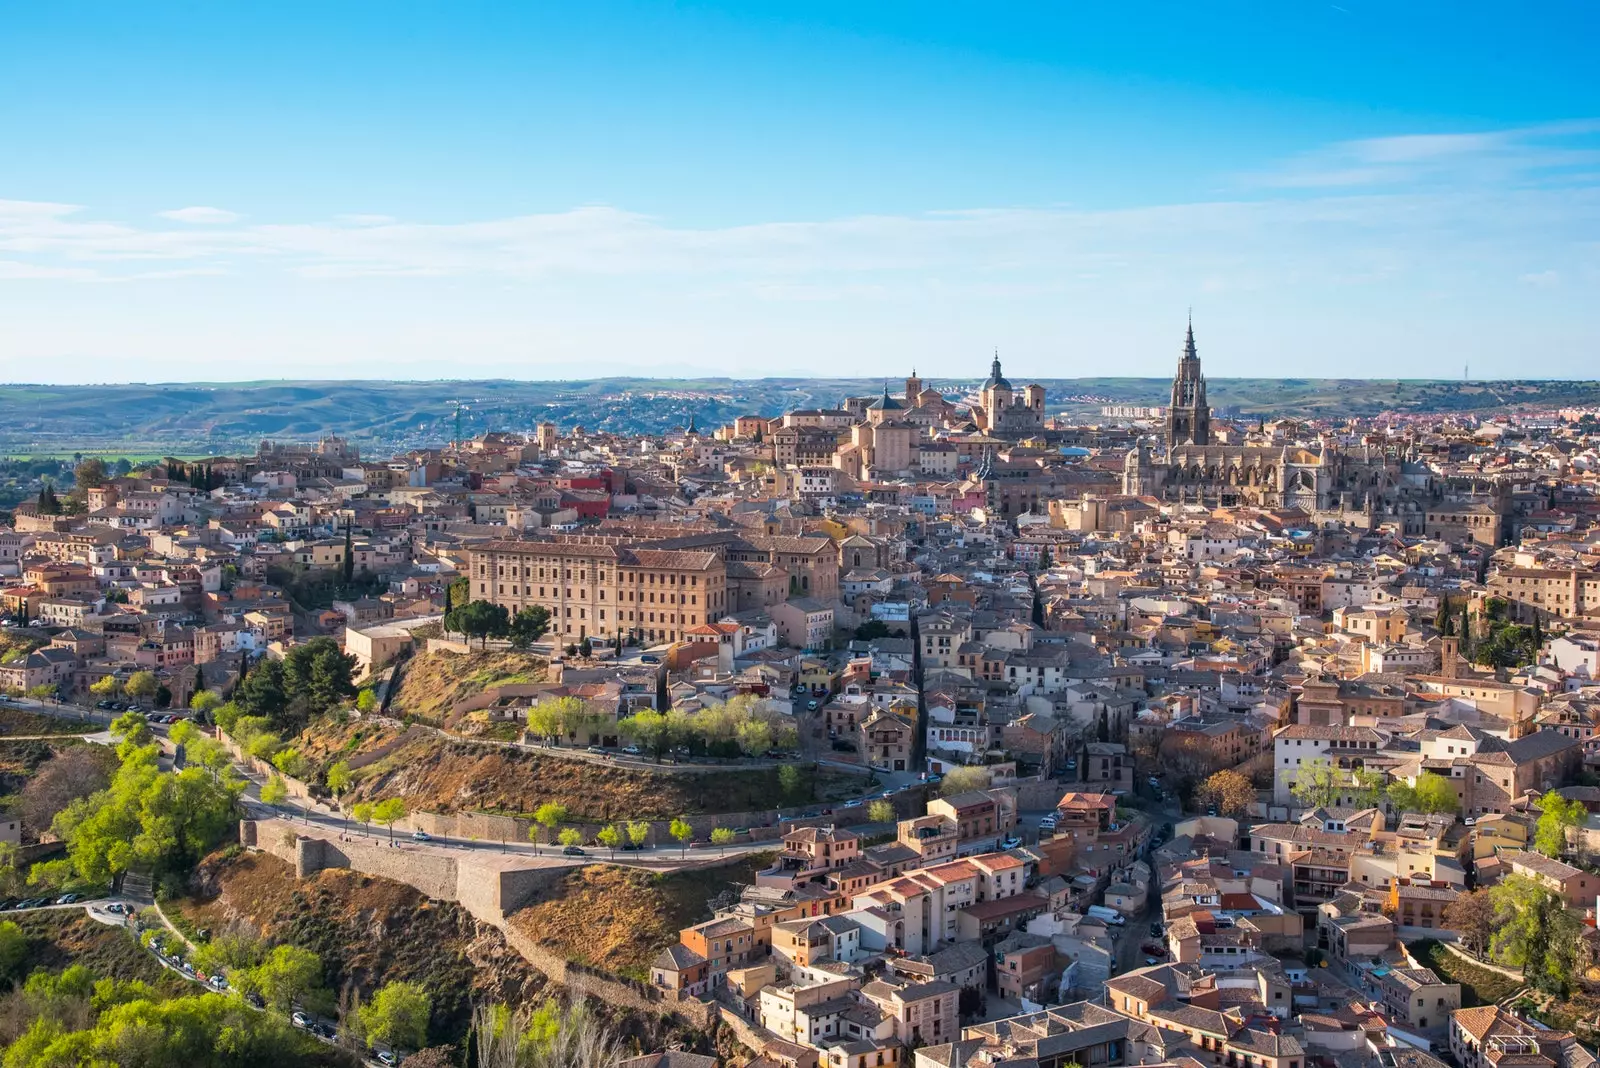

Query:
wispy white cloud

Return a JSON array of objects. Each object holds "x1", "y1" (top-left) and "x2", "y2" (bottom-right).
[
  {"x1": 1250, "y1": 120, "x2": 1600, "y2": 191},
  {"x1": 0, "y1": 122, "x2": 1595, "y2": 304},
  {"x1": 158, "y1": 206, "x2": 243, "y2": 224}
]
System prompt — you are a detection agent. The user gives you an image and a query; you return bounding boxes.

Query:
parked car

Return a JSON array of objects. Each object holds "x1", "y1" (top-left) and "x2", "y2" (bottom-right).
[
  {"x1": 585, "y1": 745, "x2": 607, "y2": 754},
  {"x1": 377, "y1": 1052, "x2": 399, "y2": 1066},
  {"x1": 621, "y1": 745, "x2": 642, "y2": 755},
  {"x1": 805, "y1": 700, "x2": 819, "y2": 711},
  {"x1": 999, "y1": 835, "x2": 1021, "y2": 849},
  {"x1": 55, "y1": 893, "x2": 79, "y2": 904},
  {"x1": 291, "y1": 1011, "x2": 313, "y2": 1028},
  {"x1": 1150, "y1": 921, "x2": 1164, "y2": 937},
  {"x1": 1038, "y1": 814, "x2": 1058, "y2": 831},
  {"x1": 209, "y1": 975, "x2": 229, "y2": 990},
  {"x1": 246, "y1": 993, "x2": 266, "y2": 1009},
  {"x1": 411, "y1": 830, "x2": 431, "y2": 842},
  {"x1": 562, "y1": 845, "x2": 587, "y2": 857},
  {"x1": 1144, "y1": 957, "x2": 1162, "y2": 966},
  {"x1": 638, "y1": 654, "x2": 660, "y2": 664}
]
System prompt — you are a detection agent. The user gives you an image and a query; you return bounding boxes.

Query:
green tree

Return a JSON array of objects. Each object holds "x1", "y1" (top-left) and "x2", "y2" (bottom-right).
[
  {"x1": 777, "y1": 763, "x2": 809, "y2": 804},
  {"x1": 446, "y1": 600, "x2": 511, "y2": 649},
  {"x1": 669, "y1": 817, "x2": 694, "y2": 856},
  {"x1": 25, "y1": 684, "x2": 55, "y2": 702},
  {"x1": 122, "y1": 671, "x2": 159, "y2": 707},
  {"x1": 557, "y1": 827, "x2": 582, "y2": 850},
  {"x1": 0, "y1": 919, "x2": 27, "y2": 985},
  {"x1": 1289, "y1": 758, "x2": 1344, "y2": 809},
  {"x1": 341, "y1": 520, "x2": 355, "y2": 585},
  {"x1": 1535, "y1": 792, "x2": 1586, "y2": 858},
  {"x1": 526, "y1": 696, "x2": 587, "y2": 746},
  {"x1": 259, "y1": 776, "x2": 289, "y2": 810},
  {"x1": 89, "y1": 675, "x2": 120, "y2": 702},
  {"x1": 533, "y1": 802, "x2": 568, "y2": 853},
  {"x1": 625, "y1": 820, "x2": 650, "y2": 851},
  {"x1": 1412, "y1": 771, "x2": 1460, "y2": 814},
  {"x1": 355, "y1": 689, "x2": 378, "y2": 714},
  {"x1": 73, "y1": 457, "x2": 107, "y2": 489},
  {"x1": 240, "y1": 944, "x2": 326, "y2": 1013},
  {"x1": 325, "y1": 760, "x2": 353, "y2": 801},
  {"x1": 710, "y1": 827, "x2": 736, "y2": 854},
  {"x1": 109, "y1": 710, "x2": 152, "y2": 748},
  {"x1": 358, "y1": 980, "x2": 432, "y2": 1053},
  {"x1": 188, "y1": 689, "x2": 223, "y2": 720},
  {"x1": 868, "y1": 799, "x2": 897, "y2": 824},
  {"x1": 168, "y1": 719, "x2": 199, "y2": 748},
  {"x1": 352, "y1": 801, "x2": 374, "y2": 837},
  {"x1": 620, "y1": 709, "x2": 675, "y2": 761},
  {"x1": 373, "y1": 797, "x2": 408, "y2": 842},
  {"x1": 507, "y1": 606, "x2": 552, "y2": 649},
  {"x1": 596, "y1": 824, "x2": 622, "y2": 858}
]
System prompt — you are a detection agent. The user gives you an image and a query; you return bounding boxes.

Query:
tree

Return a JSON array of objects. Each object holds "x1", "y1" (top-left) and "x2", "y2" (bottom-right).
[
  {"x1": 1412, "y1": 771, "x2": 1459, "y2": 815},
  {"x1": 73, "y1": 457, "x2": 107, "y2": 489},
  {"x1": 19, "y1": 748, "x2": 111, "y2": 838},
  {"x1": 777, "y1": 763, "x2": 809, "y2": 803},
  {"x1": 1442, "y1": 888, "x2": 1497, "y2": 958},
  {"x1": 868, "y1": 799, "x2": 897, "y2": 824},
  {"x1": 122, "y1": 671, "x2": 159, "y2": 707},
  {"x1": 352, "y1": 801, "x2": 374, "y2": 837},
  {"x1": 189, "y1": 689, "x2": 223, "y2": 720},
  {"x1": 25, "y1": 683, "x2": 56, "y2": 702},
  {"x1": 89, "y1": 675, "x2": 120, "y2": 701},
  {"x1": 669, "y1": 817, "x2": 694, "y2": 857},
  {"x1": 1535, "y1": 792, "x2": 1586, "y2": 858},
  {"x1": 110, "y1": 710, "x2": 152, "y2": 748},
  {"x1": 940, "y1": 766, "x2": 993, "y2": 796},
  {"x1": 241, "y1": 944, "x2": 326, "y2": 1013},
  {"x1": 325, "y1": 760, "x2": 353, "y2": 801},
  {"x1": 557, "y1": 827, "x2": 582, "y2": 849},
  {"x1": 620, "y1": 709, "x2": 675, "y2": 761},
  {"x1": 526, "y1": 696, "x2": 588, "y2": 747},
  {"x1": 447, "y1": 599, "x2": 511, "y2": 649},
  {"x1": 168, "y1": 719, "x2": 199, "y2": 748},
  {"x1": 1196, "y1": 770, "x2": 1254, "y2": 817},
  {"x1": 596, "y1": 824, "x2": 621, "y2": 858},
  {"x1": 359, "y1": 980, "x2": 432, "y2": 1053},
  {"x1": 342, "y1": 520, "x2": 355, "y2": 585},
  {"x1": 625, "y1": 820, "x2": 650, "y2": 851},
  {"x1": 710, "y1": 827, "x2": 736, "y2": 854},
  {"x1": 356, "y1": 688, "x2": 378, "y2": 714},
  {"x1": 259, "y1": 776, "x2": 289, "y2": 810},
  {"x1": 506, "y1": 605, "x2": 552, "y2": 649},
  {"x1": 533, "y1": 802, "x2": 568, "y2": 853},
  {"x1": 373, "y1": 797, "x2": 408, "y2": 842},
  {"x1": 1288, "y1": 759, "x2": 1345, "y2": 809}
]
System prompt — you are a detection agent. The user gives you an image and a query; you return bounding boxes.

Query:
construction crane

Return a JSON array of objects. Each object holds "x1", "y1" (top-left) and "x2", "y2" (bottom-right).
[{"x1": 447, "y1": 400, "x2": 470, "y2": 447}]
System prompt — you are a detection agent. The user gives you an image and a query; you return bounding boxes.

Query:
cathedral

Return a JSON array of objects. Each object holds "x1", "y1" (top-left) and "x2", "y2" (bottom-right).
[{"x1": 1122, "y1": 321, "x2": 1487, "y2": 532}]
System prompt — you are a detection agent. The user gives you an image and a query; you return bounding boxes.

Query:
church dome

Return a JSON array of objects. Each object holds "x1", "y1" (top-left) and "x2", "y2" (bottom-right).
[{"x1": 984, "y1": 354, "x2": 1012, "y2": 391}]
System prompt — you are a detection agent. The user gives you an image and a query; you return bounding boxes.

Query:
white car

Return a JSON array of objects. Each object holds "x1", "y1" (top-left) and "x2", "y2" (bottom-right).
[
  {"x1": 1038, "y1": 815, "x2": 1058, "y2": 831},
  {"x1": 292, "y1": 1011, "x2": 313, "y2": 1028},
  {"x1": 622, "y1": 745, "x2": 641, "y2": 755}
]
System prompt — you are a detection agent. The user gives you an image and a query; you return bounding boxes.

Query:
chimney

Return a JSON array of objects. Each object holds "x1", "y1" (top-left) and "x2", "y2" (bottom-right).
[{"x1": 1440, "y1": 636, "x2": 1458, "y2": 680}]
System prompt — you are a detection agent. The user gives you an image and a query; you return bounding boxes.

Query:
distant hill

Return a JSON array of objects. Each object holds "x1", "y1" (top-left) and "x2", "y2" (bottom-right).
[{"x1": 1, "y1": 376, "x2": 1595, "y2": 457}]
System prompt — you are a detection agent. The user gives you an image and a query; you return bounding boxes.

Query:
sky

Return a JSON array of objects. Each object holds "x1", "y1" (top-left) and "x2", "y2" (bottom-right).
[{"x1": 1, "y1": 1, "x2": 1597, "y2": 384}]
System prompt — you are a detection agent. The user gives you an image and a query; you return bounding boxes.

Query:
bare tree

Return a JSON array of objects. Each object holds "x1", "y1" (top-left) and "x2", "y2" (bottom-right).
[{"x1": 20, "y1": 747, "x2": 112, "y2": 837}]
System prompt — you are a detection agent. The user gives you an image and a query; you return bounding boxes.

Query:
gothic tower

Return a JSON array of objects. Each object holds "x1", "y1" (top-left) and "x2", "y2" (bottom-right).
[{"x1": 1165, "y1": 316, "x2": 1210, "y2": 447}]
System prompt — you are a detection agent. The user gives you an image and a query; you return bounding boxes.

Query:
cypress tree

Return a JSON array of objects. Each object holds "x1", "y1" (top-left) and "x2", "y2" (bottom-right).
[{"x1": 342, "y1": 520, "x2": 355, "y2": 584}]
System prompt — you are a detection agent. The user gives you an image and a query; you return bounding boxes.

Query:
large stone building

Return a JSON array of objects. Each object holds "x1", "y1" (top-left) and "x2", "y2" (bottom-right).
[
  {"x1": 468, "y1": 527, "x2": 840, "y2": 645},
  {"x1": 1123, "y1": 321, "x2": 1510, "y2": 540}
]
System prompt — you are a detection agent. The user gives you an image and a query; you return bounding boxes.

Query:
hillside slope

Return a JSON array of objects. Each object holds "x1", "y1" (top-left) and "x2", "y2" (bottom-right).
[{"x1": 506, "y1": 854, "x2": 772, "y2": 980}]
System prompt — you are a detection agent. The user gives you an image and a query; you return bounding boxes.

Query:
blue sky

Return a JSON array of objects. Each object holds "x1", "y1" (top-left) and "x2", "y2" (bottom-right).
[{"x1": 1, "y1": 1, "x2": 1597, "y2": 383}]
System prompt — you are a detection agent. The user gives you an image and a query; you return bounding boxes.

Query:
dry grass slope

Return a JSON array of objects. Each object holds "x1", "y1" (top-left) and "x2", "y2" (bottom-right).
[
  {"x1": 389, "y1": 649, "x2": 548, "y2": 726},
  {"x1": 507, "y1": 854, "x2": 772, "y2": 980}
]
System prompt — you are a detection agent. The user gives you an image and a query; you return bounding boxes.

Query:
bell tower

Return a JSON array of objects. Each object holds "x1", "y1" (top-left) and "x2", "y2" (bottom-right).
[{"x1": 1165, "y1": 315, "x2": 1210, "y2": 447}]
